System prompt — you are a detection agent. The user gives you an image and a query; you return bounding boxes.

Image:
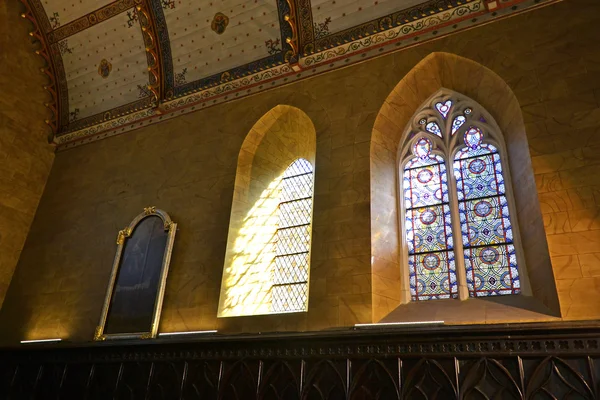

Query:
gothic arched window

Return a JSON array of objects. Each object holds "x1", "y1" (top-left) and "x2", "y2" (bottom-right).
[
  {"x1": 400, "y1": 92, "x2": 523, "y2": 301},
  {"x1": 272, "y1": 158, "x2": 314, "y2": 312}
]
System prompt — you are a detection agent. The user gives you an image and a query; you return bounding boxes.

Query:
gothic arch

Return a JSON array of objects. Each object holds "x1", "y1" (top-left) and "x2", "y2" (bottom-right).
[
  {"x1": 218, "y1": 105, "x2": 317, "y2": 318},
  {"x1": 370, "y1": 52, "x2": 559, "y2": 321}
]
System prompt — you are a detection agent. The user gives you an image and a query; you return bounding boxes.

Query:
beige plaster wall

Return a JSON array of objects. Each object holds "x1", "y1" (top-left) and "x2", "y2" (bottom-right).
[
  {"x1": 1, "y1": 0, "x2": 600, "y2": 343},
  {"x1": 0, "y1": 0, "x2": 54, "y2": 308}
]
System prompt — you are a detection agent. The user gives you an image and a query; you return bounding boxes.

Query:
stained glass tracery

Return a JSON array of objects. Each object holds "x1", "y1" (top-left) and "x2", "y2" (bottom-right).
[
  {"x1": 453, "y1": 127, "x2": 520, "y2": 297},
  {"x1": 272, "y1": 158, "x2": 313, "y2": 312},
  {"x1": 404, "y1": 137, "x2": 457, "y2": 301},
  {"x1": 404, "y1": 96, "x2": 522, "y2": 301}
]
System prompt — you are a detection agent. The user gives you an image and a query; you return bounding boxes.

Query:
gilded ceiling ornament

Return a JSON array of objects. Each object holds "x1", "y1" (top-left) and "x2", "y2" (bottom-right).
[
  {"x1": 211, "y1": 12, "x2": 229, "y2": 35},
  {"x1": 98, "y1": 59, "x2": 112, "y2": 78}
]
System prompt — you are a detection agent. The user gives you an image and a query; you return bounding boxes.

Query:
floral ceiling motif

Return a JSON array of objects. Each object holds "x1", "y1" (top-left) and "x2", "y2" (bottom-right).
[{"x1": 19, "y1": 0, "x2": 561, "y2": 148}]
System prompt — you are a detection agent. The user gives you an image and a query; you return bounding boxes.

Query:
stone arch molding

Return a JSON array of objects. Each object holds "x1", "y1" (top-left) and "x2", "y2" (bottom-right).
[
  {"x1": 370, "y1": 52, "x2": 560, "y2": 322},
  {"x1": 218, "y1": 105, "x2": 317, "y2": 318}
]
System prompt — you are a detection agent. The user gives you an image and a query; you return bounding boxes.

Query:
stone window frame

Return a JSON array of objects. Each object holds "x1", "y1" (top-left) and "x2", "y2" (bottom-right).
[
  {"x1": 397, "y1": 89, "x2": 532, "y2": 303},
  {"x1": 370, "y1": 52, "x2": 560, "y2": 323}
]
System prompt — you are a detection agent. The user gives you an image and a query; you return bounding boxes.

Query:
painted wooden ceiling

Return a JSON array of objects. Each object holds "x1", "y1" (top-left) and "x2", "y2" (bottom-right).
[{"x1": 19, "y1": 0, "x2": 559, "y2": 148}]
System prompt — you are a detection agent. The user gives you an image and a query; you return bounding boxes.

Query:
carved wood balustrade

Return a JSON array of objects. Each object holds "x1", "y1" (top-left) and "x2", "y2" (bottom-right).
[{"x1": 1, "y1": 322, "x2": 600, "y2": 399}]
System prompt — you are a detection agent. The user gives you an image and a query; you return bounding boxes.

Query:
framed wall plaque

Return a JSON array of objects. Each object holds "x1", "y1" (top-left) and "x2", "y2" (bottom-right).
[{"x1": 94, "y1": 207, "x2": 177, "y2": 340}]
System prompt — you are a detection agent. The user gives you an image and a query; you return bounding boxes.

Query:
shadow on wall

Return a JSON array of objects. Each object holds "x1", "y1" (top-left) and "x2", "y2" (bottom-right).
[{"x1": 218, "y1": 105, "x2": 317, "y2": 318}]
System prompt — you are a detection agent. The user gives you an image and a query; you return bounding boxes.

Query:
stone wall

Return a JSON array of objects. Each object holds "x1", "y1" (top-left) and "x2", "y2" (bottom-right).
[
  {"x1": 0, "y1": 0, "x2": 54, "y2": 308},
  {"x1": 1, "y1": 0, "x2": 600, "y2": 343}
]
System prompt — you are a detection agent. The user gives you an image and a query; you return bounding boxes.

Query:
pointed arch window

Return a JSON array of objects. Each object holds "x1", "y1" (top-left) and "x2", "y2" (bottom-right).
[
  {"x1": 272, "y1": 158, "x2": 314, "y2": 313},
  {"x1": 400, "y1": 92, "x2": 522, "y2": 301}
]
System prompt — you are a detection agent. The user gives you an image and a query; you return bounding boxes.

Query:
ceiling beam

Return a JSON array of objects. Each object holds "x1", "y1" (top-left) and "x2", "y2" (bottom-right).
[
  {"x1": 19, "y1": 0, "x2": 60, "y2": 142},
  {"x1": 139, "y1": 0, "x2": 164, "y2": 107}
]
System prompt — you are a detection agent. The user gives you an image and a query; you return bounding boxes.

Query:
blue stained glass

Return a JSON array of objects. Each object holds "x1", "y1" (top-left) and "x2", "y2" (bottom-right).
[
  {"x1": 451, "y1": 115, "x2": 466, "y2": 135},
  {"x1": 405, "y1": 204, "x2": 453, "y2": 254},
  {"x1": 464, "y1": 127, "x2": 483, "y2": 148},
  {"x1": 454, "y1": 134, "x2": 520, "y2": 298},
  {"x1": 435, "y1": 100, "x2": 452, "y2": 119},
  {"x1": 458, "y1": 196, "x2": 513, "y2": 247},
  {"x1": 403, "y1": 161, "x2": 449, "y2": 208},
  {"x1": 405, "y1": 143, "x2": 457, "y2": 301},
  {"x1": 426, "y1": 122, "x2": 443, "y2": 137},
  {"x1": 453, "y1": 152, "x2": 505, "y2": 201},
  {"x1": 414, "y1": 137, "x2": 432, "y2": 158},
  {"x1": 464, "y1": 245, "x2": 520, "y2": 297},
  {"x1": 409, "y1": 251, "x2": 458, "y2": 300}
]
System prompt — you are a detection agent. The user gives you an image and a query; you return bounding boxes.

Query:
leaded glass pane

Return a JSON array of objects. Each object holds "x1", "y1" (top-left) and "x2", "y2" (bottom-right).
[
  {"x1": 404, "y1": 138, "x2": 457, "y2": 301},
  {"x1": 283, "y1": 158, "x2": 313, "y2": 178},
  {"x1": 454, "y1": 133, "x2": 520, "y2": 298},
  {"x1": 405, "y1": 204, "x2": 453, "y2": 254},
  {"x1": 274, "y1": 253, "x2": 309, "y2": 285},
  {"x1": 453, "y1": 152, "x2": 505, "y2": 201},
  {"x1": 272, "y1": 158, "x2": 313, "y2": 313},
  {"x1": 435, "y1": 100, "x2": 452, "y2": 119},
  {"x1": 279, "y1": 199, "x2": 312, "y2": 228},
  {"x1": 409, "y1": 251, "x2": 458, "y2": 300},
  {"x1": 426, "y1": 122, "x2": 443, "y2": 137},
  {"x1": 276, "y1": 225, "x2": 310, "y2": 255},
  {"x1": 280, "y1": 173, "x2": 313, "y2": 202},
  {"x1": 459, "y1": 196, "x2": 513, "y2": 247},
  {"x1": 271, "y1": 283, "x2": 308, "y2": 313},
  {"x1": 451, "y1": 115, "x2": 465, "y2": 135},
  {"x1": 403, "y1": 161, "x2": 449, "y2": 208},
  {"x1": 464, "y1": 245, "x2": 520, "y2": 296}
]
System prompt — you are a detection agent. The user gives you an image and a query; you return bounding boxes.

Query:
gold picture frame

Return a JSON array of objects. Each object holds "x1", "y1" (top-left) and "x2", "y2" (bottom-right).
[{"x1": 94, "y1": 206, "x2": 177, "y2": 341}]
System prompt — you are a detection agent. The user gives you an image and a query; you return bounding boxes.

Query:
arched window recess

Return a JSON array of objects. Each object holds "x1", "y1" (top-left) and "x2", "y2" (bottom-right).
[{"x1": 398, "y1": 89, "x2": 530, "y2": 302}]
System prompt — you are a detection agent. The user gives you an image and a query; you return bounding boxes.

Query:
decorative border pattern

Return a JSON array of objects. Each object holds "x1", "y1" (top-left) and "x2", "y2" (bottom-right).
[
  {"x1": 154, "y1": 0, "x2": 296, "y2": 100},
  {"x1": 300, "y1": 0, "x2": 482, "y2": 67},
  {"x1": 53, "y1": 0, "x2": 562, "y2": 149},
  {"x1": 47, "y1": 0, "x2": 137, "y2": 43},
  {"x1": 19, "y1": 0, "x2": 60, "y2": 136}
]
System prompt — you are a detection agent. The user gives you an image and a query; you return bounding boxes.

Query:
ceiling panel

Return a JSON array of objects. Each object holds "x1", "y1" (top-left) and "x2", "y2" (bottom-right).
[
  {"x1": 164, "y1": 0, "x2": 283, "y2": 87},
  {"x1": 59, "y1": 9, "x2": 150, "y2": 121}
]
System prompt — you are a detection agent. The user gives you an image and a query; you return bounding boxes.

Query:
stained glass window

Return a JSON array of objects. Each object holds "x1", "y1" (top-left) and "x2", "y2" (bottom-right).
[
  {"x1": 404, "y1": 137, "x2": 458, "y2": 301},
  {"x1": 403, "y1": 94, "x2": 522, "y2": 302},
  {"x1": 453, "y1": 127, "x2": 520, "y2": 297},
  {"x1": 271, "y1": 158, "x2": 313, "y2": 312}
]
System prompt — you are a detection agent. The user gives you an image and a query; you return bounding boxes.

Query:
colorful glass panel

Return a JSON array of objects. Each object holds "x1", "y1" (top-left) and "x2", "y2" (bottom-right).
[
  {"x1": 272, "y1": 159, "x2": 313, "y2": 312},
  {"x1": 453, "y1": 128, "x2": 520, "y2": 297},
  {"x1": 435, "y1": 100, "x2": 452, "y2": 119},
  {"x1": 409, "y1": 251, "x2": 457, "y2": 300},
  {"x1": 464, "y1": 244, "x2": 520, "y2": 296},
  {"x1": 426, "y1": 122, "x2": 443, "y2": 137},
  {"x1": 404, "y1": 139, "x2": 457, "y2": 301},
  {"x1": 403, "y1": 161, "x2": 449, "y2": 208},
  {"x1": 451, "y1": 115, "x2": 466, "y2": 135},
  {"x1": 458, "y1": 196, "x2": 513, "y2": 247}
]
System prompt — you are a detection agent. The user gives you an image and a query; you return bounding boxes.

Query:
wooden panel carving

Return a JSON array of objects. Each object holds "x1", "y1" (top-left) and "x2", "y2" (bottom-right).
[{"x1": 2, "y1": 324, "x2": 600, "y2": 399}]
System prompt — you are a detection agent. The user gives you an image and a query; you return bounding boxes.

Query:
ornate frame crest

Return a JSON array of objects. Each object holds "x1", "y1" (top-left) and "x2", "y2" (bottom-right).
[{"x1": 94, "y1": 207, "x2": 177, "y2": 341}]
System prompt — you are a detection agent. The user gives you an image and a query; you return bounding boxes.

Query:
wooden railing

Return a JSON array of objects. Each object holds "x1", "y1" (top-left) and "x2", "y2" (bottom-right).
[{"x1": 1, "y1": 322, "x2": 600, "y2": 399}]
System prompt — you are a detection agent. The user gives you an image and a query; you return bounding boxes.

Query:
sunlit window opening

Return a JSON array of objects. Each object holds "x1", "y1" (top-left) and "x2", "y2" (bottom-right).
[
  {"x1": 271, "y1": 159, "x2": 314, "y2": 312},
  {"x1": 218, "y1": 105, "x2": 317, "y2": 317},
  {"x1": 402, "y1": 94, "x2": 521, "y2": 301}
]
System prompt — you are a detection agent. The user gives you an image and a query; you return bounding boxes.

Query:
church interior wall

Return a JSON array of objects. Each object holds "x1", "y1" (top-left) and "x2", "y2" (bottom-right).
[
  {"x1": 1, "y1": 0, "x2": 600, "y2": 344},
  {"x1": 0, "y1": 0, "x2": 55, "y2": 310}
]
